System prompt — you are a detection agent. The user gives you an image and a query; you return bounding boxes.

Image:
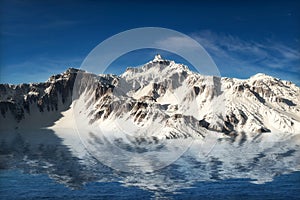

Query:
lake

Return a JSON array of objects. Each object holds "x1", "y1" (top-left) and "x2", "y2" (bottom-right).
[{"x1": 0, "y1": 129, "x2": 299, "y2": 199}]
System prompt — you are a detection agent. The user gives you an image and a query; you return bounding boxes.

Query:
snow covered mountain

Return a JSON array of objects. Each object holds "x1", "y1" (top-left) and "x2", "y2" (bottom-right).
[{"x1": 1, "y1": 55, "x2": 299, "y2": 138}]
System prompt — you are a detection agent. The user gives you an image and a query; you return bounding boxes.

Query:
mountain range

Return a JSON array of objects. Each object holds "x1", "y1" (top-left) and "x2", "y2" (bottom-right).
[{"x1": 1, "y1": 55, "x2": 299, "y2": 138}]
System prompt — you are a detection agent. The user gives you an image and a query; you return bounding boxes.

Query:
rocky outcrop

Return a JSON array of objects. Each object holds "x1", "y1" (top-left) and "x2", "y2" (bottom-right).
[{"x1": 0, "y1": 68, "x2": 79, "y2": 129}]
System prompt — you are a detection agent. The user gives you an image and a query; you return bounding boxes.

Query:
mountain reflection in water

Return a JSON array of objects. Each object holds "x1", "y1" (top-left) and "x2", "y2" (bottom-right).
[{"x1": 0, "y1": 129, "x2": 299, "y2": 198}]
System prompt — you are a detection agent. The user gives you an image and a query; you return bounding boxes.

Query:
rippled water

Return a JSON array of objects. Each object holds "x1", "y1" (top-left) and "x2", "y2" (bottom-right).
[{"x1": 0, "y1": 129, "x2": 299, "y2": 199}]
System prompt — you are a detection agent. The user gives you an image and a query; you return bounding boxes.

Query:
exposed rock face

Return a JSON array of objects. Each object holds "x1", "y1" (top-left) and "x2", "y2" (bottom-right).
[
  {"x1": 1, "y1": 56, "x2": 300, "y2": 138},
  {"x1": 0, "y1": 68, "x2": 79, "y2": 129}
]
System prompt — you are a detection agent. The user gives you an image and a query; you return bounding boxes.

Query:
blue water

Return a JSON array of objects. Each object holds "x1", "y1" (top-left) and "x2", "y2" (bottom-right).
[
  {"x1": 1, "y1": 170, "x2": 299, "y2": 199},
  {"x1": 0, "y1": 129, "x2": 299, "y2": 199},
  {"x1": 0, "y1": 170, "x2": 152, "y2": 200}
]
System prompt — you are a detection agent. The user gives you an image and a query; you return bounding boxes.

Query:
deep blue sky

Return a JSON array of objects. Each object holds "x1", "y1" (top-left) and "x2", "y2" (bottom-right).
[{"x1": 1, "y1": 0, "x2": 299, "y2": 85}]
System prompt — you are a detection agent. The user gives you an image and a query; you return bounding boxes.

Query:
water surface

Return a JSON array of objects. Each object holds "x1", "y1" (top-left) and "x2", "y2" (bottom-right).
[{"x1": 0, "y1": 129, "x2": 299, "y2": 199}]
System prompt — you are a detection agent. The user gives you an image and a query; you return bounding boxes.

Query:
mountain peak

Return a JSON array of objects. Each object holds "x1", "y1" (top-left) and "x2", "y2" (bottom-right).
[
  {"x1": 153, "y1": 54, "x2": 163, "y2": 62},
  {"x1": 65, "y1": 67, "x2": 82, "y2": 73},
  {"x1": 250, "y1": 73, "x2": 273, "y2": 80}
]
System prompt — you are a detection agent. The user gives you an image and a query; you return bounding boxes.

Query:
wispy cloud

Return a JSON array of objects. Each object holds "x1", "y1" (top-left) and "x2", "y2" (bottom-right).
[
  {"x1": 155, "y1": 36, "x2": 200, "y2": 50},
  {"x1": 191, "y1": 30, "x2": 300, "y2": 84}
]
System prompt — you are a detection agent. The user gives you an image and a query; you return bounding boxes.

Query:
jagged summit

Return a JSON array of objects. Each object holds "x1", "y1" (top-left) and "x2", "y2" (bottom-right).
[
  {"x1": 65, "y1": 67, "x2": 83, "y2": 74},
  {"x1": 153, "y1": 54, "x2": 163, "y2": 62},
  {"x1": 250, "y1": 73, "x2": 275, "y2": 80},
  {"x1": 122, "y1": 55, "x2": 188, "y2": 82}
]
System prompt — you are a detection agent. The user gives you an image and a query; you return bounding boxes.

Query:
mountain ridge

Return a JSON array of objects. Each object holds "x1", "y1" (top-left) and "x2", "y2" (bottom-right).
[{"x1": 1, "y1": 55, "x2": 299, "y2": 138}]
